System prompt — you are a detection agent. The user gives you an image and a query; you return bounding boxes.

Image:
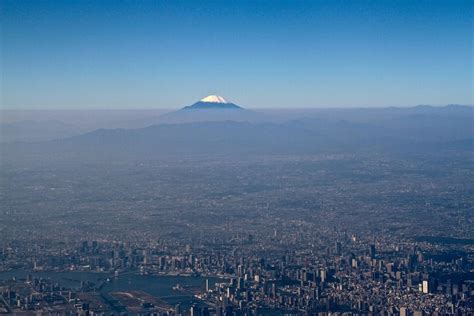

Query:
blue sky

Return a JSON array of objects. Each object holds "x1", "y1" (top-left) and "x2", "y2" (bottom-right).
[{"x1": 1, "y1": 0, "x2": 472, "y2": 109}]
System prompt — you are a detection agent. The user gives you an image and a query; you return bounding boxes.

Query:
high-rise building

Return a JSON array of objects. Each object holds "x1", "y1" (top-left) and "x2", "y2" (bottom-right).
[
  {"x1": 190, "y1": 304, "x2": 199, "y2": 316},
  {"x1": 320, "y1": 269, "x2": 327, "y2": 283},
  {"x1": 82, "y1": 241, "x2": 88, "y2": 253},
  {"x1": 175, "y1": 303, "x2": 181, "y2": 315},
  {"x1": 422, "y1": 280, "x2": 429, "y2": 294},
  {"x1": 237, "y1": 277, "x2": 244, "y2": 290},
  {"x1": 335, "y1": 241, "x2": 342, "y2": 255},
  {"x1": 400, "y1": 307, "x2": 408, "y2": 316},
  {"x1": 370, "y1": 244, "x2": 376, "y2": 258}
]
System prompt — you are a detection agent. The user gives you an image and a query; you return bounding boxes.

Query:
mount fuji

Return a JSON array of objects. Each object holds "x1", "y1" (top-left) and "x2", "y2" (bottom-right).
[
  {"x1": 183, "y1": 95, "x2": 242, "y2": 110},
  {"x1": 157, "y1": 95, "x2": 267, "y2": 124}
]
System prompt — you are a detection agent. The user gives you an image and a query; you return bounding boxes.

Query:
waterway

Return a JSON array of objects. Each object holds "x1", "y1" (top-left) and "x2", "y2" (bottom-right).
[{"x1": 0, "y1": 269, "x2": 222, "y2": 308}]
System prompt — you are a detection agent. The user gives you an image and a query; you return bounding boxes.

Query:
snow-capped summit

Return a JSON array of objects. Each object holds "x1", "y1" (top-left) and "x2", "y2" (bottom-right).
[
  {"x1": 183, "y1": 95, "x2": 242, "y2": 110},
  {"x1": 200, "y1": 95, "x2": 228, "y2": 103}
]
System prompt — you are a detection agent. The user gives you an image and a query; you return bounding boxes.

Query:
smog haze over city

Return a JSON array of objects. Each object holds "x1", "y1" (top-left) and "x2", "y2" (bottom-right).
[{"x1": 0, "y1": 0, "x2": 473, "y2": 315}]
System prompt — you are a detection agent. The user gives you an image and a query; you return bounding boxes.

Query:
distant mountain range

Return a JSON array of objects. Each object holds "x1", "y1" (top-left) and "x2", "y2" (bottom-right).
[
  {"x1": 1, "y1": 97, "x2": 472, "y2": 161},
  {"x1": 2, "y1": 100, "x2": 472, "y2": 160},
  {"x1": 0, "y1": 120, "x2": 84, "y2": 143}
]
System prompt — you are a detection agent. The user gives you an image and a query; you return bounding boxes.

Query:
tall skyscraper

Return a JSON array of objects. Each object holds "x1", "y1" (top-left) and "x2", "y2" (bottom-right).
[
  {"x1": 190, "y1": 304, "x2": 199, "y2": 316},
  {"x1": 370, "y1": 244, "x2": 376, "y2": 259},
  {"x1": 335, "y1": 241, "x2": 342, "y2": 255}
]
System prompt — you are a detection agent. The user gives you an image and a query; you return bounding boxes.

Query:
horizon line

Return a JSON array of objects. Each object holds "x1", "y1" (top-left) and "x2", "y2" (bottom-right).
[{"x1": 1, "y1": 104, "x2": 472, "y2": 111}]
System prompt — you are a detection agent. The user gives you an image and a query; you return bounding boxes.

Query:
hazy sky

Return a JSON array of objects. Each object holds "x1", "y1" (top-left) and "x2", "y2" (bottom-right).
[{"x1": 1, "y1": 0, "x2": 472, "y2": 109}]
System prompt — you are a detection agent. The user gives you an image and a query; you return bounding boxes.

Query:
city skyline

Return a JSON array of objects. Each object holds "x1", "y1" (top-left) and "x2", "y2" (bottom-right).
[{"x1": 0, "y1": 1, "x2": 473, "y2": 315}]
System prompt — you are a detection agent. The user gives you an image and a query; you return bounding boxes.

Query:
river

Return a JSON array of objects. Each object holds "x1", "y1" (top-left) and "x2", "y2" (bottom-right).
[{"x1": 0, "y1": 269, "x2": 222, "y2": 308}]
